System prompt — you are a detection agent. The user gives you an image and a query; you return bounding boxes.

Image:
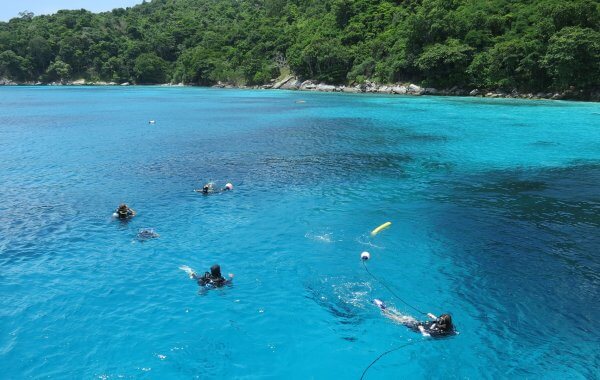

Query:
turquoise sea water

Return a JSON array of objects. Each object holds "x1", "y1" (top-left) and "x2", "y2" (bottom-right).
[{"x1": 0, "y1": 87, "x2": 598, "y2": 378}]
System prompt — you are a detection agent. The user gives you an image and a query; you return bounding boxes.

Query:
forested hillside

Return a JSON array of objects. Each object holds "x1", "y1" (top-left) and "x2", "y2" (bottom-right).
[{"x1": 0, "y1": 0, "x2": 598, "y2": 94}]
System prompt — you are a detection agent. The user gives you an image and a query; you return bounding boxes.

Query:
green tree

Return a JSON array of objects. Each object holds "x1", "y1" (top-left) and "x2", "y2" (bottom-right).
[
  {"x1": 46, "y1": 59, "x2": 72, "y2": 82},
  {"x1": 543, "y1": 26, "x2": 600, "y2": 90},
  {"x1": 0, "y1": 50, "x2": 29, "y2": 80},
  {"x1": 28, "y1": 36, "x2": 52, "y2": 75},
  {"x1": 173, "y1": 46, "x2": 218, "y2": 85},
  {"x1": 484, "y1": 38, "x2": 547, "y2": 90},
  {"x1": 133, "y1": 52, "x2": 167, "y2": 83},
  {"x1": 415, "y1": 39, "x2": 473, "y2": 87},
  {"x1": 288, "y1": 37, "x2": 351, "y2": 83}
]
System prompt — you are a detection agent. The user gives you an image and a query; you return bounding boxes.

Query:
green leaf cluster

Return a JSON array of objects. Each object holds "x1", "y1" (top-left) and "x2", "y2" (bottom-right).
[{"x1": 0, "y1": 0, "x2": 598, "y2": 92}]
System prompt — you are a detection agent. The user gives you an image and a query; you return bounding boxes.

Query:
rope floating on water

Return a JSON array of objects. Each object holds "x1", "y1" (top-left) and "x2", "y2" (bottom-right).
[
  {"x1": 362, "y1": 260, "x2": 426, "y2": 315},
  {"x1": 360, "y1": 340, "x2": 425, "y2": 380}
]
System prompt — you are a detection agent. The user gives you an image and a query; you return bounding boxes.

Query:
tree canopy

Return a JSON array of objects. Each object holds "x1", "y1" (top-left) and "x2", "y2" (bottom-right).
[{"x1": 0, "y1": 0, "x2": 598, "y2": 93}]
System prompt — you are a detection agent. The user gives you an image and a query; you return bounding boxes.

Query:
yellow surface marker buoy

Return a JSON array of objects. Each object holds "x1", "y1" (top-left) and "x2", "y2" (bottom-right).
[{"x1": 370, "y1": 222, "x2": 391, "y2": 237}]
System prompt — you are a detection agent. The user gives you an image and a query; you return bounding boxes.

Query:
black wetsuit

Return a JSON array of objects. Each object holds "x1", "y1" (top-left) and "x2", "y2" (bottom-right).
[
  {"x1": 406, "y1": 319, "x2": 456, "y2": 338},
  {"x1": 116, "y1": 209, "x2": 134, "y2": 219},
  {"x1": 194, "y1": 272, "x2": 228, "y2": 288}
]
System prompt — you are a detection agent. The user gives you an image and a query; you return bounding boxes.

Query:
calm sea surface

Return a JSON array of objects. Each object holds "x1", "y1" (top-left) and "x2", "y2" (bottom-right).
[{"x1": 0, "y1": 87, "x2": 598, "y2": 378}]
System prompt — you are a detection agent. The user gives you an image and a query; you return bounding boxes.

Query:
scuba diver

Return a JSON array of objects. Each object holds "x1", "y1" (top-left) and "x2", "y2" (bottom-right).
[
  {"x1": 194, "y1": 182, "x2": 233, "y2": 194},
  {"x1": 136, "y1": 228, "x2": 160, "y2": 241},
  {"x1": 181, "y1": 264, "x2": 234, "y2": 289},
  {"x1": 194, "y1": 182, "x2": 216, "y2": 194},
  {"x1": 114, "y1": 204, "x2": 136, "y2": 219},
  {"x1": 373, "y1": 299, "x2": 456, "y2": 338},
  {"x1": 196, "y1": 182, "x2": 214, "y2": 194}
]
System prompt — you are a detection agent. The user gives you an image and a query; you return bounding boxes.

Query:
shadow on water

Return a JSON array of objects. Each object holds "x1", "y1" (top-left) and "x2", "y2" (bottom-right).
[
  {"x1": 304, "y1": 277, "x2": 372, "y2": 341},
  {"x1": 0, "y1": 191, "x2": 79, "y2": 264},
  {"x1": 254, "y1": 152, "x2": 412, "y2": 185},
  {"x1": 430, "y1": 162, "x2": 600, "y2": 376},
  {"x1": 530, "y1": 140, "x2": 561, "y2": 147},
  {"x1": 247, "y1": 116, "x2": 450, "y2": 149},
  {"x1": 125, "y1": 115, "x2": 453, "y2": 191}
]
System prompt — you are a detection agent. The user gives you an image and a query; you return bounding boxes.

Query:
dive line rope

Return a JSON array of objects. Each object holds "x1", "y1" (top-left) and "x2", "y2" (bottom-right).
[
  {"x1": 362, "y1": 260, "x2": 426, "y2": 315},
  {"x1": 360, "y1": 340, "x2": 425, "y2": 380}
]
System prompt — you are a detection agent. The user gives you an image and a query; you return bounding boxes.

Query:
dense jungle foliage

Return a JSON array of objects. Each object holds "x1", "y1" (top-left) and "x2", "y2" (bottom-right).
[{"x1": 0, "y1": 0, "x2": 598, "y2": 93}]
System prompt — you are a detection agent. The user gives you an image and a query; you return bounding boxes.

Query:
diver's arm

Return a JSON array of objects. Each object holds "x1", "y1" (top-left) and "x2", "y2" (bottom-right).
[
  {"x1": 418, "y1": 325, "x2": 431, "y2": 337},
  {"x1": 427, "y1": 313, "x2": 437, "y2": 320}
]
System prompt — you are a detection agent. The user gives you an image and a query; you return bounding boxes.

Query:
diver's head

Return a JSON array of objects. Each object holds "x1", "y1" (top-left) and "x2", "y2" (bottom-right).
[
  {"x1": 437, "y1": 314, "x2": 453, "y2": 331},
  {"x1": 225, "y1": 183, "x2": 233, "y2": 191},
  {"x1": 210, "y1": 264, "x2": 222, "y2": 278},
  {"x1": 202, "y1": 185, "x2": 210, "y2": 193},
  {"x1": 118, "y1": 204, "x2": 128, "y2": 213}
]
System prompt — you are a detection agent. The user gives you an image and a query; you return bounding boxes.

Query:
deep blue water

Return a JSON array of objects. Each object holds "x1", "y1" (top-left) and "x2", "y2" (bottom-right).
[{"x1": 0, "y1": 87, "x2": 598, "y2": 379}]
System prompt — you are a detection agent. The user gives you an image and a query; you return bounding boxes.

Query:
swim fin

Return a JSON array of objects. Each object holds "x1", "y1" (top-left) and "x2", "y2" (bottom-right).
[
  {"x1": 373, "y1": 299, "x2": 386, "y2": 310},
  {"x1": 179, "y1": 265, "x2": 195, "y2": 278}
]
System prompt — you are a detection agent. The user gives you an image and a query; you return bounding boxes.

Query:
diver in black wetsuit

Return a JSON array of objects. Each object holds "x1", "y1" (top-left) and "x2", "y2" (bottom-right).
[
  {"x1": 193, "y1": 183, "x2": 215, "y2": 194},
  {"x1": 200, "y1": 183, "x2": 214, "y2": 194},
  {"x1": 195, "y1": 182, "x2": 233, "y2": 194},
  {"x1": 373, "y1": 299, "x2": 456, "y2": 337},
  {"x1": 115, "y1": 204, "x2": 136, "y2": 219},
  {"x1": 190, "y1": 264, "x2": 233, "y2": 288}
]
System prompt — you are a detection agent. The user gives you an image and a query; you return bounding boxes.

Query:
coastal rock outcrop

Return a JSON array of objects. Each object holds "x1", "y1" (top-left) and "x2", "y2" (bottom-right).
[
  {"x1": 272, "y1": 75, "x2": 295, "y2": 89},
  {"x1": 282, "y1": 79, "x2": 302, "y2": 90},
  {"x1": 392, "y1": 85, "x2": 407, "y2": 94},
  {"x1": 316, "y1": 83, "x2": 336, "y2": 92},
  {"x1": 377, "y1": 85, "x2": 392, "y2": 94},
  {"x1": 407, "y1": 84, "x2": 423, "y2": 95},
  {"x1": 0, "y1": 78, "x2": 17, "y2": 85},
  {"x1": 342, "y1": 86, "x2": 360, "y2": 93},
  {"x1": 300, "y1": 80, "x2": 316, "y2": 90},
  {"x1": 4, "y1": 74, "x2": 592, "y2": 102}
]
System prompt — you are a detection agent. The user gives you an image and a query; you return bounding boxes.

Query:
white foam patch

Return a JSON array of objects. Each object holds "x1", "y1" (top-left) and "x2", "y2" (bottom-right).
[{"x1": 305, "y1": 231, "x2": 338, "y2": 243}]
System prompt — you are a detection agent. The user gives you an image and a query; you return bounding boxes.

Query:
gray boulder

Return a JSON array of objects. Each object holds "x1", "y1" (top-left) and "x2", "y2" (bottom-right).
[
  {"x1": 342, "y1": 86, "x2": 360, "y2": 93},
  {"x1": 281, "y1": 79, "x2": 301, "y2": 90},
  {"x1": 407, "y1": 84, "x2": 423, "y2": 94},
  {"x1": 316, "y1": 83, "x2": 336, "y2": 92},
  {"x1": 300, "y1": 80, "x2": 316, "y2": 90},
  {"x1": 392, "y1": 85, "x2": 407, "y2": 94},
  {"x1": 272, "y1": 75, "x2": 295, "y2": 89},
  {"x1": 377, "y1": 85, "x2": 393, "y2": 94},
  {"x1": 0, "y1": 78, "x2": 16, "y2": 86}
]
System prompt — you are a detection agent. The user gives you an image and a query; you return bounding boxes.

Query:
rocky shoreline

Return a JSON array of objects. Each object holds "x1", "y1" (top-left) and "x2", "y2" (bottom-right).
[
  {"x1": 245, "y1": 75, "x2": 599, "y2": 102},
  {"x1": 2, "y1": 76, "x2": 598, "y2": 102}
]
